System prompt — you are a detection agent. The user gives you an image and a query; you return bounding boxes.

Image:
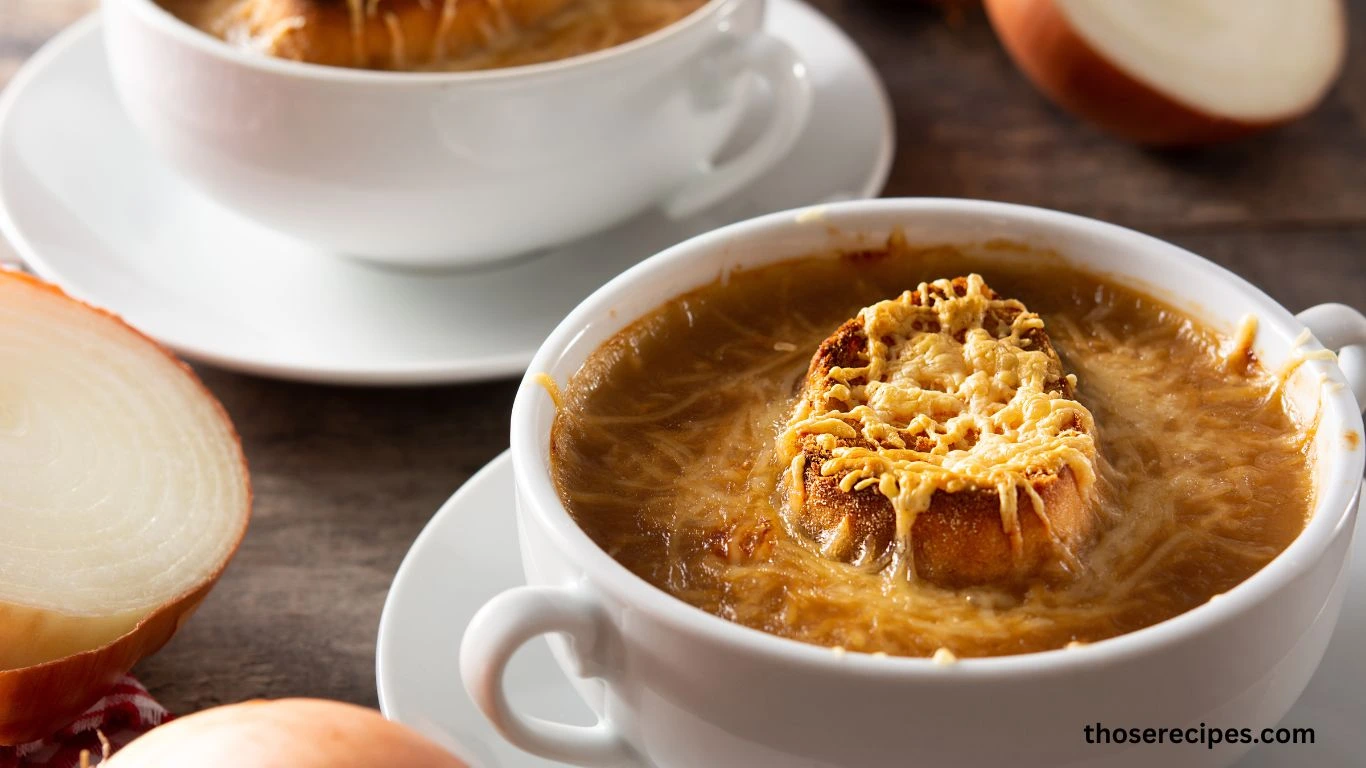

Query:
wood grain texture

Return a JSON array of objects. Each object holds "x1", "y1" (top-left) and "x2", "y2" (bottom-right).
[{"x1": 1, "y1": 0, "x2": 1364, "y2": 713}]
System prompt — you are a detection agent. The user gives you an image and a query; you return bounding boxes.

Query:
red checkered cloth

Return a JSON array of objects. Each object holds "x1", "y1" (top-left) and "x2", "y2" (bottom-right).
[{"x1": 0, "y1": 676, "x2": 169, "y2": 768}]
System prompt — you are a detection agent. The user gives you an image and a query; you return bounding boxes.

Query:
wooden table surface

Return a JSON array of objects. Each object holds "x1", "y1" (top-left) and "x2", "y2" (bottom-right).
[{"x1": 2, "y1": 0, "x2": 1364, "y2": 715}]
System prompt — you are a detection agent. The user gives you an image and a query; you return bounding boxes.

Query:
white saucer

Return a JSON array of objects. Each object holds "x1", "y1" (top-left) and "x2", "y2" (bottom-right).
[
  {"x1": 0, "y1": 4, "x2": 892, "y2": 385},
  {"x1": 377, "y1": 452, "x2": 1366, "y2": 767}
]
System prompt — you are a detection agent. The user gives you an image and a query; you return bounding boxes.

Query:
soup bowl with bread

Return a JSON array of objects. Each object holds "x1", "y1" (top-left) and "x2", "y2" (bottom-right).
[
  {"x1": 100, "y1": 0, "x2": 811, "y2": 267},
  {"x1": 461, "y1": 199, "x2": 1366, "y2": 767}
]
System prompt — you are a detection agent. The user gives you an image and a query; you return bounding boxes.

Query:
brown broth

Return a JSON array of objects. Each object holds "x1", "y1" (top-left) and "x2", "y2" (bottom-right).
[
  {"x1": 163, "y1": 0, "x2": 707, "y2": 72},
  {"x1": 550, "y1": 243, "x2": 1314, "y2": 658}
]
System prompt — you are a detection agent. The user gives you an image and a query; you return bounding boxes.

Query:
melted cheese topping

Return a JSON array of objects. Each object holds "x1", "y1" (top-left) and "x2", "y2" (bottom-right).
[
  {"x1": 217, "y1": 6, "x2": 307, "y2": 53},
  {"x1": 777, "y1": 274, "x2": 1098, "y2": 571},
  {"x1": 549, "y1": 247, "x2": 1313, "y2": 658}
]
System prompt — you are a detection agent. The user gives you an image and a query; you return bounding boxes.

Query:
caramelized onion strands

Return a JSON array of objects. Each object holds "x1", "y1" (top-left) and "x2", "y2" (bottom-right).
[
  {"x1": 180, "y1": 0, "x2": 705, "y2": 72},
  {"x1": 0, "y1": 272, "x2": 250, "y2": 744},
  {"x1": 550, "y1": 248, "x2": 1313, "y2": 658}
]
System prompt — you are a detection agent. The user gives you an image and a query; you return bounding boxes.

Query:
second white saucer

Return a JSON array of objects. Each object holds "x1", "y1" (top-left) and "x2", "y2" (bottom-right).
[{"x1": 0, "y1": 2, "x2": 893, "y2": 385}]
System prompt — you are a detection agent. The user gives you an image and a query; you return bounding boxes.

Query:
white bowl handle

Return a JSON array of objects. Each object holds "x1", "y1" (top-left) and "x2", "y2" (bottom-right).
[
  {"x1": 661, "y1": 33, "x2": 813, "y2": 219},
  {"x1": 1296, "y1": 303, "x2": 1366, "y2": 411},
  {"x1": 460, "y1": 583, "x2": 635, "y2": 766}
]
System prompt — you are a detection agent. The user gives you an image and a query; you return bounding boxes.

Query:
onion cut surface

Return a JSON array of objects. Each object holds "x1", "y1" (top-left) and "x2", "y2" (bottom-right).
[
  {"x1": 0, "y1": 271, "x2": 250, "y2": 744},
  {"x1": 985, "y1": 0, "x2": 1346, "y2": 144}
]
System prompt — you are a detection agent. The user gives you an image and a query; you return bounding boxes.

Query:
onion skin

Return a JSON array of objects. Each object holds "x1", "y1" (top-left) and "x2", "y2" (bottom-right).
[
  {"x1": 0, "y1": 270, "x2": 251, "y2": 745},
  {"x1": 105, "y1": 699, "x2": 469, "y2": 767},
  {"x1": 0, "y1": 582, "x2": 215, "y2": 744},
  {"x1": 984, "y1": 0, "x2": 1283, "y2": 145}
]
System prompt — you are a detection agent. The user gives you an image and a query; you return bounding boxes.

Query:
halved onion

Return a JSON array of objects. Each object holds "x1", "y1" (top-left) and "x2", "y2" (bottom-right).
[
  {"x1": 105, "y1": 699, "x2": 468, "y2": 767},
  {"x1": 0, "y1": 271, "x2": 250, "y2": 744},
  {"x1": 985, "y1": 0, "x2": 1347, "y2": 145}
]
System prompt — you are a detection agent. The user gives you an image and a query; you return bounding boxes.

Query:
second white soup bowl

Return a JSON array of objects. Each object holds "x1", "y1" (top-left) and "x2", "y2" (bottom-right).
[
  {"x1": 464, "y1": 199, "x2": 1366, "y2": 767},
  {"x1": 100, "y1": 0, "x2": 811, "y2": 268}
]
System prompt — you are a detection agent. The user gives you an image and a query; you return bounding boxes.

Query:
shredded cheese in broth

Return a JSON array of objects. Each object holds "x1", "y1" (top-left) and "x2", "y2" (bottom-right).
[
  {"x1": 164, "y1": 0, "x2": 707, "y2": 71},
  {"x1": 777, "y1": 274, "x2": 1098, "y2": 576},
  {"x1": 549, "y1": 242, "x2": 1314, "y2": 658}
]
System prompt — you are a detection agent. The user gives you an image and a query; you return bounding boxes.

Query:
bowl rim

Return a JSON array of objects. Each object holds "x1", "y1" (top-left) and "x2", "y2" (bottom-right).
[
  {"x1": 511, "y1": 197, "x2": 1366, "y2": 679},
  {"x1": 105, "y1": 0, "x2": 731, "y2": 84}
]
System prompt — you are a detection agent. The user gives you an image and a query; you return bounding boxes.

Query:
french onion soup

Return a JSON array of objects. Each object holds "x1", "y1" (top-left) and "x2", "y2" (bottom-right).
[
  {"x1": 548, "y1": 238, "x2": 1314, "y2": 658},
  {"x1": 162, "y1": 0, "x2": 708, "y2": 71}
]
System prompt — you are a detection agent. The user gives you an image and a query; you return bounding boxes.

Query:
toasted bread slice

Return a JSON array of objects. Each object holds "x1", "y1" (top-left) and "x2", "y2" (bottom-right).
[
  {"x1": 191, "y1": 0, "x2": 576, "y2": 70},
  {"x1": 778, "y1": 275, "x2": 1098, "y2": 588}
]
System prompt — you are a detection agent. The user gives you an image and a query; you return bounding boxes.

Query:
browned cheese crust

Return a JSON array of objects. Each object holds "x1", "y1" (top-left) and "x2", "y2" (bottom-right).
[{"x1": 786, "y1": 276, "x2": 1096, "y2": 588}]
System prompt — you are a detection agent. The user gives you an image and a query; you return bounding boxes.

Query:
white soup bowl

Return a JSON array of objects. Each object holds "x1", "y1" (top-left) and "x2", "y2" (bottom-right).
[
  {"x1": 465, "y1": 198, "x2": 1366, "y2": 767},
  {"x1": 101, "y1": 0, "x2": 811, "y2": 268}
]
